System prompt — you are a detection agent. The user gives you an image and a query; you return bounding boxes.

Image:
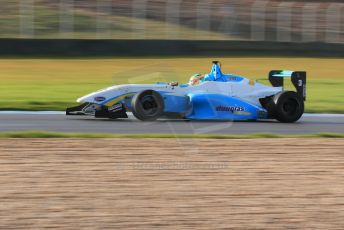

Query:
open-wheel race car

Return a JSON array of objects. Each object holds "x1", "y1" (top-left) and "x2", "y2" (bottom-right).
[{"x1": 66, "y1": 61, "x2": 306, "y2": 123}]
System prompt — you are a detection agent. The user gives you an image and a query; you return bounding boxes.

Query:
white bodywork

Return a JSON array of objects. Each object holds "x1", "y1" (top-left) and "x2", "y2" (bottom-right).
[{"x1": 77, "y1": 79, "x2": 282, "y2": 107}]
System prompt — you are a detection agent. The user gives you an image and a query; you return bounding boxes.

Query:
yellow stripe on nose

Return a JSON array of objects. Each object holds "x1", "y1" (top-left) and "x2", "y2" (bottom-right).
[{"x1": 104, "y1": 93, "x2": 135, "y2": 106}]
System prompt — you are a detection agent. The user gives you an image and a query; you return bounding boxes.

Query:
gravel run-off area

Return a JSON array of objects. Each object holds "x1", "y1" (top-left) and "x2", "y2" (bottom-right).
[{"x1": 0, "y1": 138, "x2": 344, "y2": 229}]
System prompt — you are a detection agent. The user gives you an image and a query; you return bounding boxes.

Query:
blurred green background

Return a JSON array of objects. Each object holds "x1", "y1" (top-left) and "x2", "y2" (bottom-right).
[{"x1": 1, "y1": 58, "x2": 343, "y2": 113}]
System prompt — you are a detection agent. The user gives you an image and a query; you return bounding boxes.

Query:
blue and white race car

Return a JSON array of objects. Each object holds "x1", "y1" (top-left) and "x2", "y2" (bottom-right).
[{"x1": 66, "y1": 61, "x2": 306, "y2": 123}]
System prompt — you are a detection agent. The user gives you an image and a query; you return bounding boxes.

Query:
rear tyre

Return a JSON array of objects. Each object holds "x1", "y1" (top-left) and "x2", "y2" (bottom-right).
[
  {"x1": 131, "y1": 90, "x2": 164, "y2": 121},
  {"x1": 269, "y1": 91, "x2": 304, "y2": 123}
]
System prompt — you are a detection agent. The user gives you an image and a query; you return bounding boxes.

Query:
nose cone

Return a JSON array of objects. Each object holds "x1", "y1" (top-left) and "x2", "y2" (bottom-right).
[
  {"x1": 77, "y1": 91, "x2": 103, "y2": 103},
  {"x1": 77, "y1": 94, "x2": 96, "y2": 103},
  {"x1": 76, "y1": 85, "x2": 124, "y2": 103}
]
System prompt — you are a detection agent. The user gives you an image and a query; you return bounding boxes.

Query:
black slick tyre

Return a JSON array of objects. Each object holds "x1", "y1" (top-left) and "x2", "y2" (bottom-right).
[
  {"x1": 131, "y1": 90, "x2": 164, "y2": 121},
  {"x1": 269, "y1": 91, "x2": 304, "y2": 123}
]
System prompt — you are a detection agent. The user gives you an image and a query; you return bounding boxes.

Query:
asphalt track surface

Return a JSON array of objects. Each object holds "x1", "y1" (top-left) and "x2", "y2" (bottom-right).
[{"x1": 0, "y1": 112, "x2": 344, "y2": 134}]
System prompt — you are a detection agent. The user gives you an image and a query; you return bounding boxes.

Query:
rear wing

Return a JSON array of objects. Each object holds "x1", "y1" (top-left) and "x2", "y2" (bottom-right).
[{"x1": 269, "y1": 70, "x2": 307, "y2": 101}]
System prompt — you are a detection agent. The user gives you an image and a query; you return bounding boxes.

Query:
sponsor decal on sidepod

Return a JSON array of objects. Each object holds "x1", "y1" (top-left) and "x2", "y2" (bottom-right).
[{"x1": 216, "y1": 106, "x2": 245, "y2": 113}]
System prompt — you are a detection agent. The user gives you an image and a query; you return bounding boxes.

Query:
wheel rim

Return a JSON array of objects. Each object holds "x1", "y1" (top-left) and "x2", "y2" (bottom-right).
[
  {"x1": 282, "y1": 98, "x2": 299, "y2": 115},
  {"x1": 140, "y1": 95, "x2": 158, "y2": 116}
]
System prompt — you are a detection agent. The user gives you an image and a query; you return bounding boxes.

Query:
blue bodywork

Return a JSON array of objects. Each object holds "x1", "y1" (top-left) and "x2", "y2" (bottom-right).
[
  {"x1": 162, "y1": 93, "x2": 190, "y2": 113},
  {"x1": 159, "y1": 93, "x2": 267, "y2": 120},
  {"x1": 185, "y1": 93, "x2": 265, "y2": 120},
  {"x1": 158, "y1": 63, "x2": 268, "y2": 120}
]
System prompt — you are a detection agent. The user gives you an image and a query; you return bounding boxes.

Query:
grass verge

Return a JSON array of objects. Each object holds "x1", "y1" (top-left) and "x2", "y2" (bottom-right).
[
  {"x1": 1, "y1": 57, "x2": 343, "y2": 113},
  {"x1": 0, "y1": 131, "x2": 343, "y2": 139}
]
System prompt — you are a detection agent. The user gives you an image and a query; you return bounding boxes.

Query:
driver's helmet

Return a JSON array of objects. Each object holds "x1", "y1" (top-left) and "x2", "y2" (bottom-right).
[{"x1": 189, "y1": 73, "x2": 203, "y2": 86}]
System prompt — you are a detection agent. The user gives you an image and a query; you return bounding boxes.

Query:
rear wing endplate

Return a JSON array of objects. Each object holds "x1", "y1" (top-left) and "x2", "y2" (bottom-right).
[{"x1": 269, "y1": 70, "x2": 307, "y2": 101}]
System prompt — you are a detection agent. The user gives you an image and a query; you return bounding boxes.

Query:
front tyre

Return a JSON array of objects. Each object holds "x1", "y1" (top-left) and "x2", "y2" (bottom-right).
[
  {"x1": 271, "y1": 91, "x2": 304, "y2": 123},
  {"x1": 131, "y1": 90, "x2": 164, "y2": 121}
]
